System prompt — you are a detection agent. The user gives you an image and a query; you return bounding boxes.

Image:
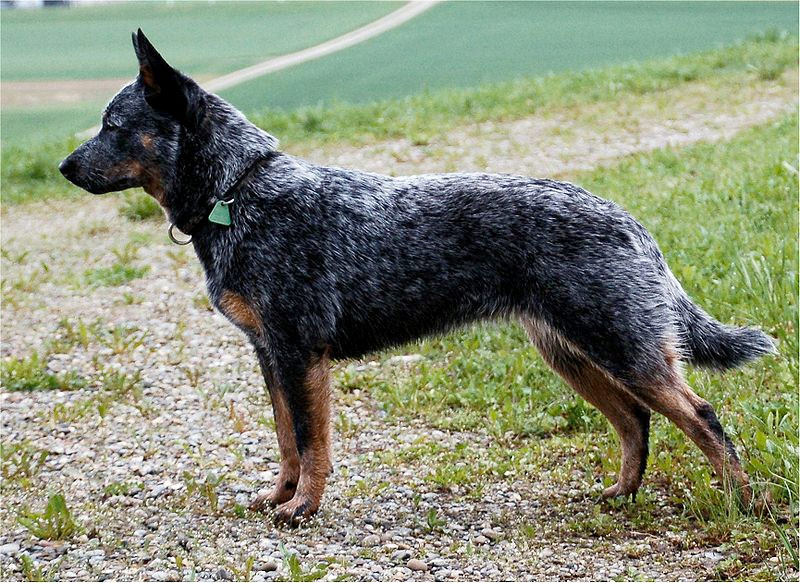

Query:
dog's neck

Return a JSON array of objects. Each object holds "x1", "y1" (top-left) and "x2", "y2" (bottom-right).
[{"x1": 166, "y1": 97, "x2": 279, "y2": 235}]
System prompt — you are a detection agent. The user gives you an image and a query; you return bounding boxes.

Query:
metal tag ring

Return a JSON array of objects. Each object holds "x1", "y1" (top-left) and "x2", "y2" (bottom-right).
[{"x1": 168, "y1": 224, "x2": 193, "y2": 245}]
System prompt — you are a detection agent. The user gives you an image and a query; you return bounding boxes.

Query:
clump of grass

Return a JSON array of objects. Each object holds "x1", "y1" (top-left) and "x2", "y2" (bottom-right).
[
  {"x1": 1, "y1": 442, "x2": 49, "y2": 485},
  {"x1": 84, "y1": 264, "x2": 149, "y2": 287},
  {"x1": 1, "y1": 352, "x2": 87, "y2": 392},
  {"x1": 182, "y1": 470, "x2": 226, "y2": 513},
  {"x1": 19, "y1": 555, "x2": 60, "y2": 582},
  {"x1": 119, "y1": 190, "x2": 162, "y2": 222},
  {"x1": 84, "y1": 241, "x2": 150, "y2": 287},
  {"x1": 17, "y1": 493, "x2": 80, "y2": 540},
  {"x1": 277, "y1": 543, "x2": 330, "y2": 582},
  {"x1": 102, "y1": 481, "x2": 143, "y2": 497}
]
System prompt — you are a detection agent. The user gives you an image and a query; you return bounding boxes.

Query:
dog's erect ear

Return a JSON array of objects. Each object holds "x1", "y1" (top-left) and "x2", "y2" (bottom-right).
[{"x1": 132, "y1": 29, "x2": 198, "y2": 127}]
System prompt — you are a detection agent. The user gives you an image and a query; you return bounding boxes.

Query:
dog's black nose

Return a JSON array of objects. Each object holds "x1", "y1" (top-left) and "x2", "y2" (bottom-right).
[{"x1": 58, "y1": 156, "x2": 76, "y2": 178}]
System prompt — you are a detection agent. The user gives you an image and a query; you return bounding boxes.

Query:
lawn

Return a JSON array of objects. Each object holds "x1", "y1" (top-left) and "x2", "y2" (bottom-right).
[
  {"x1": 222, "y1": 0, "x2": 798, "y2": 111},
  {"x1": 0, "y1": 1, "x2": 402, "y2": 81}
]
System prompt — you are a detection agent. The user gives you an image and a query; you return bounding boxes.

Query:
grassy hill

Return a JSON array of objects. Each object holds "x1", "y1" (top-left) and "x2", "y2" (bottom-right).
[{"x1": 222, "y1": 0, "x2": 798, "y2": 111}]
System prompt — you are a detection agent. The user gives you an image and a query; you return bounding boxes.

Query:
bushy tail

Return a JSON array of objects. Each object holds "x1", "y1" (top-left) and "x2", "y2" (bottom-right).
[{"x1": 674, "y1": 294, "x2": 776, "y2": 371}]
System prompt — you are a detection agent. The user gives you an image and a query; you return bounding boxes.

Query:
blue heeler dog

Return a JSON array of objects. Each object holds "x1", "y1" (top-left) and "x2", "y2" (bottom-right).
[{"x1": 59, "y1": 31, "x2": 775, "y2": 524}]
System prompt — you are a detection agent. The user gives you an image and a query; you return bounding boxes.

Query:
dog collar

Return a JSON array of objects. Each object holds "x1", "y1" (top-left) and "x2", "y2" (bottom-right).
[{"x1": 168, "y1": 152, "x2": 275, "y2": 245}]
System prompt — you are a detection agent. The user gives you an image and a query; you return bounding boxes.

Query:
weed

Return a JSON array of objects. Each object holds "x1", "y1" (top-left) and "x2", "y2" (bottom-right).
[
  {"x1": 424, "y1": 508, "x2": 447, "y2": 533},
  {"x1": 84, "y1": 263, "x2": 149, "y2": 287},
  {"x1": 49, "y1": 317, "x2": 99, "y2": 352},
  {"x1": 1, "y1": 353, "x2": 87, "y2": 392},
  {"x1": 102, "y1": 481, "x2": 144, "y2": 497},
  {"x1": 119, "y1": 190, "x2": 162, "y2": 221},
  {"x1": 99, "y1": 324, "x2": 149, "y2": 355},
  {"x1": 111, "y1": 242, "x2": 141, "y2": 265},
  {"x1": 17, "y1": 493, "x2": 80, "y2": 540},
  {"x1": 0, "y1": 442, "x2": 48, "y2": 485},
  {"x1": 18, "y1": 555, "x2": 60, "y2": 582},
  {"x1": 183, "y1": 470, "x2": 226, "y2": 513},
  {"x1": 228, "y1": 556, "x2": 255, "y2": 582},
  {"x1": 277, "y1": 543, "x2": 330, "y2": 582},
  {"x1": 181, "y1": 366, "x2": 203, "y2": 388},
  {"x1": 193, "y1": 292, "x2": 213, "y2": 311},
  {"x1": 228, "y1": 401, "x2": 248, "y2": 433}
]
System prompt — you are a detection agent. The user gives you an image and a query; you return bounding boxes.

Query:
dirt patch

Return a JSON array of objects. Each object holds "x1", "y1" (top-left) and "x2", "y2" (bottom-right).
[
  {"x1": 294, "y1": 68, "x2": 798, "y2": 178},
  {"x1": 1, "y1": 79, "x2": 132, "y2": 109}
]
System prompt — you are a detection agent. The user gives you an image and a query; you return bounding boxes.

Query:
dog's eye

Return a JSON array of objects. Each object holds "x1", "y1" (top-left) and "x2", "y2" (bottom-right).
[{"x1": 102, "y1": 118, "x2": 119, "y2": 131}]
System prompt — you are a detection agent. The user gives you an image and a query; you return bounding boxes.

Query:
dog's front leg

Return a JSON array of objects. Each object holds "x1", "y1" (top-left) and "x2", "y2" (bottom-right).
[
  {"x1": 252, "y1": 345, "x2": 332, "y2": 525},
  {"x1": 249, "y1": 349, "x2": 301, "y2": 511}
]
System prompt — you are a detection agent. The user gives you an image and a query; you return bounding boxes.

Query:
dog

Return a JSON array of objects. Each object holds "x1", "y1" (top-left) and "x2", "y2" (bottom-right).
[{"x1": 59, "y1": 30, "x2": 775, "y2": 524}]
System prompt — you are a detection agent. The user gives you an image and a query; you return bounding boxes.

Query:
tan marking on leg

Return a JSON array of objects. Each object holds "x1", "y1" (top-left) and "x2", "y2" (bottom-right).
[
  {"x1": 218, "y1": 291, "x2": 262, "y2": 333},
  {"x1": 638, "y1": 373, "x2": 751, "y2": 503},
  {"x1": 250, "y1": 373, "x2": 300, "y2": 511},
  {"x1": 521, "y1": 317, "x2": 650, "y2": 498},
  {"x1": 140, "y1": 134, "x2": 154, "y2": 149},
  {"x1": 274, "y1": 348, "x2": 332, "y2": 524}
]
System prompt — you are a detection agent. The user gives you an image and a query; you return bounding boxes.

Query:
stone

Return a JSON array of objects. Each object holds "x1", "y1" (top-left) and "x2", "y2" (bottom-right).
[
  {"x1": 0, "y1": 543, "x2": 20, "y2": 555},
  {"x1": 363, "y1": 534, "x2": 381, "y2": 547},
  {"x1": 407, "y1": 559, "x2": 428, "y2": 572}
]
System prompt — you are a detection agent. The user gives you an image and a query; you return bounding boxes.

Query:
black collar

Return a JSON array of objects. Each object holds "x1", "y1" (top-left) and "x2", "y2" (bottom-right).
[{"x1": 175, "y1": 152, "x2": 276, "y2": 236}]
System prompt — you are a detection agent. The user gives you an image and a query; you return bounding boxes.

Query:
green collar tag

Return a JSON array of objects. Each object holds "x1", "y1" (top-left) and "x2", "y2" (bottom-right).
[{"x1": 208, "y1": 199, "x2": 233, "y2": 226}]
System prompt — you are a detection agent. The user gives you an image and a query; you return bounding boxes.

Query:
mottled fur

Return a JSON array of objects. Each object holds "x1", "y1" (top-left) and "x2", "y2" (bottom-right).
[{"x1": 60, "y1": 31, "x2": 775, "y2": 523}]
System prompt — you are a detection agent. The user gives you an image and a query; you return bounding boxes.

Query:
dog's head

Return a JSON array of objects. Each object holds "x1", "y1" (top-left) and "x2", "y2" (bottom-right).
[{"x1": 59, "y1": 30, "x2": 204, "y2": 200}]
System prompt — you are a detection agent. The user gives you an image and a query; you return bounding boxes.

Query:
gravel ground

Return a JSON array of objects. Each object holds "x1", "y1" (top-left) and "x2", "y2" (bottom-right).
[{"x1": 1, "y1": 70, "x2": 797, "y2": 581}]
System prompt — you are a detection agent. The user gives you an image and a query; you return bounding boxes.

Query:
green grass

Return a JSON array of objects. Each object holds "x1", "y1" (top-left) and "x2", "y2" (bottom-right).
[
  {"x1": 250, "y1": 32, "x2": 797, "y2": 145},
  {"x1": 3, "y1": 35, "x2": 795, "y2": 204},
  {"x1": 17, "y1": 493, "x2": 80, "y2": 541},
  {"x1": 1, "y1": 352, "x2": 87, "y2": 392},
  {"x1": 222, "y1": 1, "x2": 798, "y2": 111},
  {"x1": 0, "y1": 1, "x2": 401, "y2": 81}
]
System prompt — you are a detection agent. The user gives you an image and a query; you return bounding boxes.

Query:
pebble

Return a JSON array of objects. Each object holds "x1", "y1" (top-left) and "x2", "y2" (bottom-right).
[
  {"x1": 392, "y1": 549, "x2": 412, "y2": 561},
  {"x1": 363, "y1": 534, "x2": 381, "y2": 547},
  {"x1": 0, "y1": 543, "x2": 20, "y2": 555},
  {"x1": 407, "y1": 559, "x2": 428, "y2": 572}
]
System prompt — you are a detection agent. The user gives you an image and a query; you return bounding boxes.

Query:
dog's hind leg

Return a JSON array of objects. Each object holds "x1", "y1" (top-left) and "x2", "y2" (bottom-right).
[
  {"x1": 250, "y1": 349, "x2": 301, "y2": 511},
  {"x1": 521, "y1": 318, "x2": 651, "y2": 498},
  {"x1": 629, "y1": 349, "x2": 752, "y2": 504}
]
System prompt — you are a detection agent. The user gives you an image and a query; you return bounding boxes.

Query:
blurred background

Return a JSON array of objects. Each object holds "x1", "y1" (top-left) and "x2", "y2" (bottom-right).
[{"x1": 1, "y1": 0, "x2": 796, "y2": 149}]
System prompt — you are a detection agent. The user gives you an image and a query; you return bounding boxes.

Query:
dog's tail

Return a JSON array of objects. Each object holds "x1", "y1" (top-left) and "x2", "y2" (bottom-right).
[{"x1": 671, "y1": 287, "x2": 776, "y2": 371}]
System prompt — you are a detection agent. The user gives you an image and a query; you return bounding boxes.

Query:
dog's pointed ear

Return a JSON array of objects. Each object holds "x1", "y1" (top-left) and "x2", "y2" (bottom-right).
[{"x1": 132, "y1": 29, "x2": 198, "y2": 127}]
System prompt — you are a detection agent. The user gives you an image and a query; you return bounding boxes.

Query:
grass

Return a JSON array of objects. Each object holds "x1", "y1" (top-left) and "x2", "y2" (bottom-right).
[
  {"x1": 250, "y1": 32, "x2": 797, "y2": 145},
  {"x1": 0, "y1": 442, "x2": 49, "y2": 486},
  {"x1": 221, "y1": 1, "x2": 798, "y2": 111},
  {"x1": 1, "y1": 352, "x2": 87, "y2": 392},
  {"x1": 2, "y1": 34, "x2": 795, "y2": 205},
  {"x1": 17, "y1": 493, "x2": 80, "y2": 540},
  {"x1": 0, "y1": 1, "x2": 401, "y2": 81},
  {"x1": 83, "y1": 242, "x2": 150, "y2": 287},
  {"x1": 119, "y1": 191, "x2": 162, "y2": 222}
]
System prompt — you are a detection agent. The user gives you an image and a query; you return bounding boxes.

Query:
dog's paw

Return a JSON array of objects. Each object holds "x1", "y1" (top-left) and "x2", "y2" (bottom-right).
[
  {"x1": 249, "y1": 481, "x2": 297, "y2": 512},
  {"x1": 602, "y1": 482, "x2": 638, "y2": 500},
  {"x1": 273, "y1": 496, "x2": 318, "y2": 527}
]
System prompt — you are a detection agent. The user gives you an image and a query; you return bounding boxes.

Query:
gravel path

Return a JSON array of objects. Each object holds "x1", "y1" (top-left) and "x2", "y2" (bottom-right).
[{"x1": 1, "y1": 70, "x2": 797, "y2": 581}]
